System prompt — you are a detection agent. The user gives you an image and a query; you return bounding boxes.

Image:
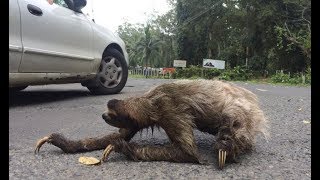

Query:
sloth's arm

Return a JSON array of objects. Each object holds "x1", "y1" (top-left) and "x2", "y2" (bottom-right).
[{"x1": 35, "y1": 128, "x2": 137, "y2": 153}]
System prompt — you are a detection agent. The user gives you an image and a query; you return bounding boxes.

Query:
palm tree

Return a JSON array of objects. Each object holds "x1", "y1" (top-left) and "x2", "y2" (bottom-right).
[{"x1": 136, "y1": 24, "x2": 163, "y2": 76}]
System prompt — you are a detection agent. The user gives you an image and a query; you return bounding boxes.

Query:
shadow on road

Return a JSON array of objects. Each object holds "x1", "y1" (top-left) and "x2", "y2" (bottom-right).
[{"x1": 9, "y1": 90, "x2": 91, "y2": 107}]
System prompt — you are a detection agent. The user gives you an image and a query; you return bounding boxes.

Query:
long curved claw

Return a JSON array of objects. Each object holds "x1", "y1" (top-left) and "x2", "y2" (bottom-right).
[
  {"x1": 101, "y1": 144, "x2": 115, "y2": 162},
  {"x1": 218, "y1": 149, "x2": 227, "y2": 169},
  {"x1": 34, "y1": 136, "x2": 50, "y2": 154}
]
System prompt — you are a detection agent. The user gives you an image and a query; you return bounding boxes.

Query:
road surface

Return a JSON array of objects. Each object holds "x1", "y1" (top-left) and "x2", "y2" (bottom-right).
[{"x1": 9, "y1": 78, "x2": 311, "y2": 179}]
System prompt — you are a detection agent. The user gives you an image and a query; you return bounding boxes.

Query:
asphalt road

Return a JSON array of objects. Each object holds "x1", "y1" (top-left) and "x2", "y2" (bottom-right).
[{"x1": 9, "y1": 78, "x2": 311, "y2": 179}]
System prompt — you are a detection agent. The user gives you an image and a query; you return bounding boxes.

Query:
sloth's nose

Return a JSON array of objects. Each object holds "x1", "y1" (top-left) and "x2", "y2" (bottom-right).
[{"x1": 102, "y1": 113, "x2": 109, "y2": 120}]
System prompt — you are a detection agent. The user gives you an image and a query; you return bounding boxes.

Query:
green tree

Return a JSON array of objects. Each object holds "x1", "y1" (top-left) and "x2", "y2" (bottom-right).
[
  {"x1": 175, "y1": 0, "x2": 310, "y2": 73},
  {"x1": 117, "y1": 22, "x2": 145, "y2": 67},
  {"x1": 117, "y1": 0, "x2": 311, "y2": 75}
]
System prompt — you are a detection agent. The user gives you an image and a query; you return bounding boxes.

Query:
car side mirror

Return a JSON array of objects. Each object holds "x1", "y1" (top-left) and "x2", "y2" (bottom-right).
[{"x1": 64, "y1": 0, "x2": 87, "y2": 13}]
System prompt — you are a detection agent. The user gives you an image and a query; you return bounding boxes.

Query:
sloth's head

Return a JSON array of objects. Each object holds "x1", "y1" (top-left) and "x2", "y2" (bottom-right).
[
  {"x1": 102, "y1": 97, "x2": 155, "y2": 129},
  {"x1": 102, "y1": 99, "x2": 137, "y2": 128}
]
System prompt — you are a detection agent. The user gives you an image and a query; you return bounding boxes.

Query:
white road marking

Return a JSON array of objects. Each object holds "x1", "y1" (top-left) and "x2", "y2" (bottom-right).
[{"x1": 256, "y1": 88, "x2": 268, "y2": 92}]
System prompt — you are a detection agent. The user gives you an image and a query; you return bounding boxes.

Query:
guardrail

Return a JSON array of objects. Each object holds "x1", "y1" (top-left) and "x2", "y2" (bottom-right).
[{"x1": 129, "y1": 68, "x2": 176, "y2": 78}]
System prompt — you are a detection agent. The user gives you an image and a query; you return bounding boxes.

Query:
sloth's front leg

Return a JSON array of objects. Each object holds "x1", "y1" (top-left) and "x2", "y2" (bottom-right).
[
  {"x1": 101, "y1": 139, "x2": 202, "y2": 163},
  {"x1": 35, "y1": 128, "x2": 137, "y2": 154}
]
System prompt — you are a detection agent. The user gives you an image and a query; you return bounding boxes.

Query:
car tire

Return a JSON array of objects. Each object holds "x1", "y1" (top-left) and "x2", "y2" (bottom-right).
[
  {"x1": 85, "y1": 48, "x2": 128, "y2": 95},
  {"x1": 9, "y1": 86, "x2": 28, "y2": 92}
]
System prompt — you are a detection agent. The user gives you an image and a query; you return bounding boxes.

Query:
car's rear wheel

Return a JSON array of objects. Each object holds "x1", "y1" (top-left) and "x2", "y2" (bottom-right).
[{"x1": 85, "y1": 48, "x2": 128, "y2": 95}]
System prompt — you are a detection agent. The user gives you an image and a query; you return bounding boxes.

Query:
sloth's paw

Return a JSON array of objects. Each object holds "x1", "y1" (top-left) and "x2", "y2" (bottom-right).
[
  {"x1": 218, "y1": 149, "x2": 227, "y2": 169},
  {"x1": 101, "y1": 144, "x2": 115, "y2": 162},
  {"x1": 34, "y1": 133, "x2": 67, "y2": 154},
  {"x1": 35, "y1": 136, "x2": 51, "y2": 154}
]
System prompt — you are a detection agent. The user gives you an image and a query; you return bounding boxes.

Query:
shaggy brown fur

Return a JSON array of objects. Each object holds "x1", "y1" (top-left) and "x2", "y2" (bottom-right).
[{"x1": 35, "y1": 79, "x2": 269, "y2": 168}]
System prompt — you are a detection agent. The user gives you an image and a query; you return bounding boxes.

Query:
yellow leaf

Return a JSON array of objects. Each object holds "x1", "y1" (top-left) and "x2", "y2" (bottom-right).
[{"x1": 78, "y1": 156, "x2": 101, "y2": 165}]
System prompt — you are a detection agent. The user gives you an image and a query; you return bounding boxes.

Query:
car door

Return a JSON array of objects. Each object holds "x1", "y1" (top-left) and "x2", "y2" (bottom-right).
[
  {"x1": 18, "y1": 0, "x2": 94, "y2": 73},
  {"x1": 9, "y1": 0, "x2": 23, "y2": 72}
]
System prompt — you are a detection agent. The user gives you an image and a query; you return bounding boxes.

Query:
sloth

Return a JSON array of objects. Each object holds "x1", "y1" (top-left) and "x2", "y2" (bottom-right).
[{"x1": 35, "y1": 79, "x2": 269, "y2": 169}]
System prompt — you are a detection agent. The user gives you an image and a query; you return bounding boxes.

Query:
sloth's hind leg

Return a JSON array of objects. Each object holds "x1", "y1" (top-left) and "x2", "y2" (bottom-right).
[{"x1": 102, "y1": 123, "x2": 202, "y2": 163}]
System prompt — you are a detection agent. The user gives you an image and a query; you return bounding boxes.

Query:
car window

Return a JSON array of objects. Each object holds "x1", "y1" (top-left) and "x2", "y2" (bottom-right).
[{"x1": 53, "y1": 0, "x2": 68, "y2": 8}]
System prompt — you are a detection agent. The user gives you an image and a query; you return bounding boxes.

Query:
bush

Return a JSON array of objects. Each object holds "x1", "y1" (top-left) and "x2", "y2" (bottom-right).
[
  {"x1": 174, "y1": 66, "x2": 200, "y2": 78},
  {"x1": 270, "y1": 71, "x2": 310, "y2": 85},
  {"x1": 174, "y1": 66, "x2": 222, "y2": 79},
  {"x1": 204, "y1": 68, "x2": 222, "y2": 79},
  {"x1": 270, "y1": 72, "x2": 291, "y2": 83},
  {"x1": 174, "y1": 66, "x2": 253, "y2": 81},
  {"x1": 305, "y1": 67, "x2": 311, "y2": 84},
  {"x1": 219, "y1": 66, "x2": 253, "y2": 81},
  {"x1": 288, "y1": 75, "x2": 302, "y2": 84}
]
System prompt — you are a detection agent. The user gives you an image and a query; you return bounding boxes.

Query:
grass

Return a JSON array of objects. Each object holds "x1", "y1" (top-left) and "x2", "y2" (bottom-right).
[{"x1": 247, "y1": 78, "x2": 310, "y2": 87}]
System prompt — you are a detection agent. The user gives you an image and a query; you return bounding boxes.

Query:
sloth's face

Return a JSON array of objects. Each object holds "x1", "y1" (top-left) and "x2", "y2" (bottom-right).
[{"x1": 102, "y1": 99, "x2": 135, "y2": 128}]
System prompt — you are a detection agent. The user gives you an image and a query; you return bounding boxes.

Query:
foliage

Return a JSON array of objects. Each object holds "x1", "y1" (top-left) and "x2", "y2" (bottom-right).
[
  {"x1": 270, "y1": 72, "x2": 292, "y2": 83},
  {"x1": 117, "y1": 22, "x2": 146, "y2": 67},
  {"x1": 305, "y1": 67, "x2": 311, "y2": 84},
  {"x1": 174, "y1": 66, "x2": 253, "y2": 81},
  {"x1": 175, "y1": 0, "x2": 311, "y2": 73},
  {"x1": 174, "y1": 66, "x2": 222, "y2": 79},
  {"x1": 219, "y1": 66, "x2": 253, "y2": 81},
  {"x1": 116, "y1": 7, "x2": 178, "y2": 68},
  {"x1": 270, "y1": 71, "x2": 310, "y2": 85},
  {"x1": 117, "y1": 0, "x2": 311, "y2": 80}
]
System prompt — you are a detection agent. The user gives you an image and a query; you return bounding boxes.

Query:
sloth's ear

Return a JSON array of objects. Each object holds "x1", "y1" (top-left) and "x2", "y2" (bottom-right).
[{"x1": 107, "y1": 99, "x2": 120, "y2": 109}]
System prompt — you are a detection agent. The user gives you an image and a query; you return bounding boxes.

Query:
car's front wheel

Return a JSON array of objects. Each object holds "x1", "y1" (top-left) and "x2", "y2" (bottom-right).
[{"x1": 84, "y1": 48, "x2": 128, "y2": 95}]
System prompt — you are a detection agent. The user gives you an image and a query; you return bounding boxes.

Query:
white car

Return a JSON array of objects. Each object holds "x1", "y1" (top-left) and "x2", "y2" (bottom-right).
[{"x1": 9, "y1": 0, "x2": 129, "y2": 94}]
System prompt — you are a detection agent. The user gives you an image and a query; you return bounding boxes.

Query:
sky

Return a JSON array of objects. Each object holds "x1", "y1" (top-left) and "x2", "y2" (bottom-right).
[{"x1": 82, "y1": 0, "x2": 171, "y2": 33}]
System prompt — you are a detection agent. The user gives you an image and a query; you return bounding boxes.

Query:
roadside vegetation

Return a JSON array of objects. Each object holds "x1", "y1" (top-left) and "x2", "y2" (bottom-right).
[
  {"x1": 129, "y1": 66, "x2": 311, "y2": 86},
  {"x1": 119, "y1": 0, "x2": 311, "y2": 86}
]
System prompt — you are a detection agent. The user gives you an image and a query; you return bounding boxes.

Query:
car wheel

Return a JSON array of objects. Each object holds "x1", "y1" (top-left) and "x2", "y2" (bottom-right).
[
  {"x1": 9, "y1": 86, "x2": 28, "y2": 92},
  {"x1": 85, "y1": 48, "x2": 128, "y2": 95}
]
